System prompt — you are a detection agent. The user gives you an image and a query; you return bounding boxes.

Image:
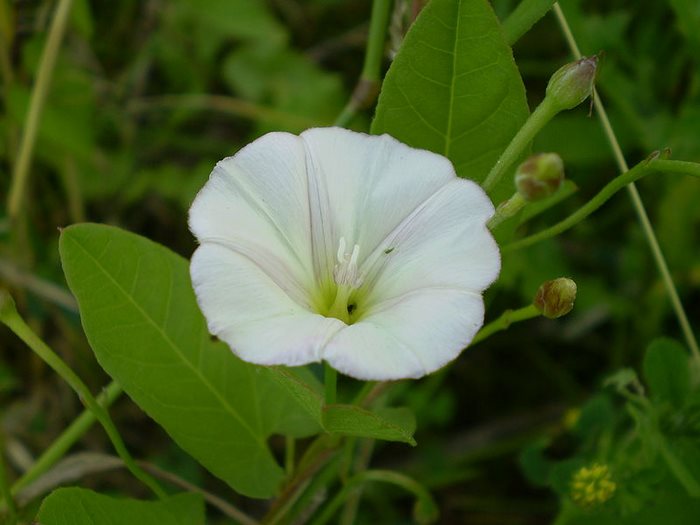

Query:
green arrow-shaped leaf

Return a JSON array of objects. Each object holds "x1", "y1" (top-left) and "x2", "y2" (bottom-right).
[
  {"x1": 59, "y1": 224, "x2": 319, "y2": 498},
  {"x1": 372, "y1": 0, "x2": 529, "y2": 205}
]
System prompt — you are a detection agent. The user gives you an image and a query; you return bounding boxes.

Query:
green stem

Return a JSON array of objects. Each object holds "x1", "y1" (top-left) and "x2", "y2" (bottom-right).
[
  {"x1": 503, "y1": 0, "x2": 557, "y2": 45},
  {"x1": 657, "y1": 435, "x2": 700, "y2": 497},
  {"x1": 11, "y1": 381, "x2": 123, "y2": 494},
  {"x1": 503, "y1": 159, "x2": 700, "y2": 252},
  {"x1": 482, "y1": 98, "x2": 558, "y2": 193},
  {"x1": 553, "y1": 3, "x2": 700, "y2": 362},
  {"x1": 339, "y1": 439, "x2": 375, "y2": 525},
  {"x1": 488, "y1": 193, "x2": 527, "y2": 230},
  {"x1": 310, "y1": 470, "x2": 437, "y2": 525},
  {"x1": 261, "y1": 436, "x2": 339, "y2": 525},
  {"x1": 471, "y1": 304, "x2": 541, "y2": 345},
  {"x1": 324, "y1": 363, "x2": 338, "y2": 405},
  {"x1": 350, "y1": 381, "x2": 376, "y2": 406},
  {"x1": 0, "y1": 293, "x2": 165, "y2": 499},
  {"x1": 0, "y1": 432, "x2": 17, "y2": 522},
  {"x1": 138, "y1": 462, "x2": 259, "y2": 525},
  {"x1": 334, "y1": 0, "x2": 392, "y2": 127},
  {"x1": 283, "y1": 455, "x2": 343, "y2": 525},
  {"x1": 7, "y1": 0, "x2": 74, "y2": 219},
  {"x1": 285, "y1": 436, "x2": 295, "y2": 477}
]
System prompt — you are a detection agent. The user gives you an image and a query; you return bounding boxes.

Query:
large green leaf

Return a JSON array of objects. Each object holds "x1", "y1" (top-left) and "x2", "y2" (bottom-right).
[
  {"x1": 269, "y1": 368, "x2": 417, "y2": 445},
  {"x1": 37, "y1": 488, "x2": 204, "y2": 525},
  {"x1": 372, "y1": 0, "x2": 529, "y2": 205},
  {"x1": 322, "y1": 405, "x2": 417, "y2": 446},
  {"x1": 59, "y1": 224, "x2": 319, "y2": 498}
]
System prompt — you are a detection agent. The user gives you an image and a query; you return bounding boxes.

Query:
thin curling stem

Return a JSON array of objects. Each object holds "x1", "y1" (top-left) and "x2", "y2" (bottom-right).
[
  {"x1": 0, "y1": 295, "x2": 166, "y2": 499},
  {"x1": 552, "y1": 3, "x2": 700, "y2": 362},
  {"x1": 310, "y1": 470, "x2": 436, "y2": 525}
]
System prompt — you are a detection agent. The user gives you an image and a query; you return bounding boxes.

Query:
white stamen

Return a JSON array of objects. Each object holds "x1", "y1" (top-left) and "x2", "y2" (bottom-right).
[
  {"x1": 333, "y1": 237, "x2": 362, "y2": 288},
  {"x1": 336, "y1": 237, "x2": 347, "y2": 264}
]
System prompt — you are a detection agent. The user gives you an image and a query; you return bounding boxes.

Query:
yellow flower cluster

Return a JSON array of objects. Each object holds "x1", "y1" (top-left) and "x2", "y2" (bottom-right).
[{"x1": 570, "y1": 463, "x2": 616, "y2": 507}]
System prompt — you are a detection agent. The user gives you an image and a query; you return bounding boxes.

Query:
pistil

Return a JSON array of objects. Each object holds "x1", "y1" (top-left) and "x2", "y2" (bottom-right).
[{"x1": 327, "y1": 237, "x2": 362, "y2": 323}]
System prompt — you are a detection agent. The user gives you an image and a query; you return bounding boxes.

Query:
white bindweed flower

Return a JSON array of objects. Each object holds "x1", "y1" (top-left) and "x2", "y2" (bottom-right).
[{"x1": 189, "y1": 127, "x2": 500, "y2": 380}]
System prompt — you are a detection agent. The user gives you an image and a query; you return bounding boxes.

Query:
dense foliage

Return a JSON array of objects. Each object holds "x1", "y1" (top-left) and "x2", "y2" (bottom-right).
[{"x1": 1, "y1": 0, "x2": 699, "y2": 523}]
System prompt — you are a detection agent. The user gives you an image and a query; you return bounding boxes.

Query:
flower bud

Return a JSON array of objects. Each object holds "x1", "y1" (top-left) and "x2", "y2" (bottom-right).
[
  {"x1": 545, "y1": 55, "x2": 598, "y2": 111},
  {"x1": 534, "y1": 278, "x2": 577, "y2": 319},
  {"x1": 515, "y1": 153, "x2": 564, "y2": 201}
]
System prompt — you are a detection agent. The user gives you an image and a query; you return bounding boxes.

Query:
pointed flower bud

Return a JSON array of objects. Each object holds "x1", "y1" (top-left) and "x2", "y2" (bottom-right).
[
  {"x1": 515, "y1": 153, "x2": 564, "y2": 201},
  {"x1": 570, "y1": 463, "x2": 616, "y2": 508},
  {"x1": 534, "y1": 277, "x2": 577, "y2": 319},
  {"x1": 545, "y1": 55, "x2": 598, "y2": 112}
]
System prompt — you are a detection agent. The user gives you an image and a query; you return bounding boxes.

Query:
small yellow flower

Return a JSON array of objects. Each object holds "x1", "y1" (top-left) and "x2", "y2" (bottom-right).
[{"x1": 570, "y1": 463, "x2": 616, "y2": 507}]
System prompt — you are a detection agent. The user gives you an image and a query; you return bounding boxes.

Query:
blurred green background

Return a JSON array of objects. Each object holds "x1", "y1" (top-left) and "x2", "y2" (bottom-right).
[{"x1": 1, "y1": 0, "x2": 699, "y2": 523}]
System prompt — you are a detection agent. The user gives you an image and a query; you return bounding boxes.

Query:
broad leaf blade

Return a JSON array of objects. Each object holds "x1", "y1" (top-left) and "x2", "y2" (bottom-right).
[
  {"x1": 372, "y1": 0, "x2": 529, "y2": 205},
  {"x1": 268, "y1": 369, "x2": 416, "y2": 445},
  {"x1": 59, "y1": 224, "x2": 319, "y2": 498},
  {"x1": 268, "y1": 366, "x2": 324, "y2": 423},
  {"x1": 322, "y1": 404, "x2": 417, "y2": 445},
  {"x1": 37, "y1": 488, "x2": 204, "y2": 525}
]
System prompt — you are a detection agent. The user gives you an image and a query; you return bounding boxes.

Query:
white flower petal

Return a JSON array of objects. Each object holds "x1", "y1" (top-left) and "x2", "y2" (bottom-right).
[
  {"x1": 191, "y1": 244, "x2": 344, "y2": 366},
  {"x1": 324, "y1": 289, "x2": 484, "y2": 380},
  {"x1": 189, "y1": 132, "x2": 314, "y2": 308},
  {"x1": 300, "y1": 128, "x2": 456, "y2": 268},
  {"x1": 359, "y1": 178, "x2": 500, "y2": 310},
  {"x1": 189, "y1": 127, "x2": 501, "y2": 380}
]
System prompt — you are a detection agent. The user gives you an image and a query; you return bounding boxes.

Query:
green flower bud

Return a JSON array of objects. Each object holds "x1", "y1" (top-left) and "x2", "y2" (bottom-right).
[
  {"x1": 515, "y1": 153, "x2": 564, "y2": 201},
  {"x1": 545, "y1": 55, "x2": 598, "y2": 111},
  {"x1": 534, "y1": 278, "x2": 577, "y2": 319}
]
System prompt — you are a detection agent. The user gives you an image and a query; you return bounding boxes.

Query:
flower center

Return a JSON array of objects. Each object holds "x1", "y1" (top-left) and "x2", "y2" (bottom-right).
[{"x1": 326, "y1": 237, "x2": 363, "y2": 323}]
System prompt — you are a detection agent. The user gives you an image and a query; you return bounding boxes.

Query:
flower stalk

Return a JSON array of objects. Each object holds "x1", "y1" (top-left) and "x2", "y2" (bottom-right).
[
  {"x1": 487, "y1": 193, "x2": 527, "y2": 230},
  {"x1": 482, "y1": 55, "x2": 597, "y2": 194},
  {"x1": 503, "y1": 159, "x2": 700, "y2": 253},
  {"x1": 552, "y1": 2, "x2": 700, "y2": 363},
  {"x1": 470, "y1": 304, "x2": 541, "y2": 345},
  {"x1": 324, "y1": 363, "x2": 338, "y2": 405},
  {"x1": 481, "y1": 99, "x2": 558, "y2": 193}
]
